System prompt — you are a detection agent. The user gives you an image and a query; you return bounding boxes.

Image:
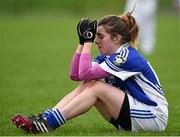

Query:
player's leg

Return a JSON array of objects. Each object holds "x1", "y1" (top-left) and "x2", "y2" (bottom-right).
[
  {"x1": 60, "y1": 80, "x2": 125, "y2": 120},
  {"x1": 94, "y1": 98, "x2": 112, "y2": 121},
  {"x1": 11, "y1": 80, "x2": 127, "y2": 133},
  {"x1": 53, "y1": 79, "x2": 112, "y2": 121},
  {"x1": 59, "y1": 80, "x2": 131, "y2": 130},
  {"x1": 11, "y1": 80, "x2": 97, "y2": 133},
  {"x1": 94, "y1": 93, "x2": 131, "y2": 131},
  {"x1": 53, "y1": 81, "x2": 95, "y2": 109}
]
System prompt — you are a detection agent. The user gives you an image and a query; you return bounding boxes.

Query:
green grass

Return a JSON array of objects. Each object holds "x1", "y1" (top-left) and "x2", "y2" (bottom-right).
[{"x1": 0, "y1": 11, "x2": 180, "y2": 136}]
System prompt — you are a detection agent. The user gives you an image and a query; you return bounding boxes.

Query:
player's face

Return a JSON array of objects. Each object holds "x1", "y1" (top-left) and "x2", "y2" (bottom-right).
[{"x1": 95, "y1": 25, "x2": 119, "y2": 55}]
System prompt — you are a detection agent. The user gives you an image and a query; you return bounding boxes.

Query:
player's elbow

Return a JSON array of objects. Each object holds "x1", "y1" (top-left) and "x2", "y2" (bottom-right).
[
  {"x1": 78, "y1": 70, "x2": 92, "y2": 81},
  {"x1": 69, "y1": 74, "x2": 81, "y2": 81}
]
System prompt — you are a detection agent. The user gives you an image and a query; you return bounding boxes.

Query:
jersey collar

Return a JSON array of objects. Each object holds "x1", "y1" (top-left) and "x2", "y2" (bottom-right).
[
  {"x1": 115, "y1": 43, "x2": 129, "y2": 53},
  {"x1": 105, "y1": 43, "x2": 129, "y2": 59}
]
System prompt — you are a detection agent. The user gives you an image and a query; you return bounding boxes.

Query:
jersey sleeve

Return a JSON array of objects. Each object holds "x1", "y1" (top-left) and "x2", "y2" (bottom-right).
[
  {"x1": 92, "y1": 54, "x2": 106, "y2": 64},
  {"x1": 100, "y1": 47, "x2": 146, "y2": 81},
  {"x1": 78, "y1": 53, "x2": 110, "y2": 80},
  {"x1": 69, "y1": 53, "x2": 81, "y2": 81}
]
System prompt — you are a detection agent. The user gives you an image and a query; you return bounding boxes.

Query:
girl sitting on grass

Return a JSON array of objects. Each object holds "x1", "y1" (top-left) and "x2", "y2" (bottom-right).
[{"x1": 11, "y1": 11, "x2": 168, "y2": 133}]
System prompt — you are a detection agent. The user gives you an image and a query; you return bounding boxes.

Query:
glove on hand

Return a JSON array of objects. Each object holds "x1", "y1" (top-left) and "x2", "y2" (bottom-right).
[
  {"x1": 77, "y1": 18, "x2": 91, "y2": 45},
  {"x1": 83, "y1": 20, "x2": 97, "y2": 43},
  {"x1": 77, "y1": 18, "x2": 97, "y2": 44}
]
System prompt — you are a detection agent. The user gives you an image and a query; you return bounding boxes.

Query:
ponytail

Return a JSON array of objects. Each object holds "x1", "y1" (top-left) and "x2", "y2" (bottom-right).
[
  {"x1": 98, "y1": 6, "x2": 139, "y2": 48},
  {"x1": 120, "y1": 12, "x2": 138, "y2": 48}
]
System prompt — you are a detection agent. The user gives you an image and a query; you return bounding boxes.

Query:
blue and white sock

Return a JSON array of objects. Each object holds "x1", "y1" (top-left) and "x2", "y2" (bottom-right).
[
  {"x1": 42, "y1": 109, "x2": 53, "y2": 119},
  {"x1": 46, "y1": 109, "x2": 66, "y2": 128}
]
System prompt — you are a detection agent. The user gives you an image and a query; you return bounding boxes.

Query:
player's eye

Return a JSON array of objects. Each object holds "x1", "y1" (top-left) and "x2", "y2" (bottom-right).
[{"x1": 97, "y1": 34, "x2": 104, "y2": 39}]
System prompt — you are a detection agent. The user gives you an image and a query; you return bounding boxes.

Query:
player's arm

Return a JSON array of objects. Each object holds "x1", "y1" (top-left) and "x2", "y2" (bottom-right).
[
  {"x1": 70, "y1": 18, "x2": 109, "y2": 81},
  {"x1": 78, "y1": 52, "x2": 110, "y2": 80},
  {"x1": 69, "y1": 19, "x2": 92, "y2": 81},
  {"x1": 78, "y1": 20, "x2": 110, "y2": 80}
]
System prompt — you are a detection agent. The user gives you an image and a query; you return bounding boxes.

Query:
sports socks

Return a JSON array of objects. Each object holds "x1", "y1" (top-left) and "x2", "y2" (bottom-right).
[
  {"x1": 42, "y1": 109, "x2": 53, "y2": 118},
  {"x1": 43, "y1": 109, "x2": 66, "y2": 128}
]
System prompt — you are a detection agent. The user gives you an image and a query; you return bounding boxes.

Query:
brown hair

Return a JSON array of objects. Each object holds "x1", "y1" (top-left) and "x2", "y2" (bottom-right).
[{"x1": 98, "y1": 12, "x2": 139, "y2": 48}]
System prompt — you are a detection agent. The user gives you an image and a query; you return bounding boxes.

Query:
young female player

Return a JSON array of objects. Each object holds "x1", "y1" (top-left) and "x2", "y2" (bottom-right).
[{"x1": 11, "y1": 12, "x2": 168, "y2": 133}]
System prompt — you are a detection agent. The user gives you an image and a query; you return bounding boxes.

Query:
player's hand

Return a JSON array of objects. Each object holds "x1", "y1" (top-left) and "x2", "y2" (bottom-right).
[
  {"x1": 77, "y1": 18, "x2": 91, "y2": 45},
  {"x1": 83, "y1": 20, "x2": 97, "y2": 43},
  {"x1": 77, "y1": 18, "x2": 97, "y2": 44}
]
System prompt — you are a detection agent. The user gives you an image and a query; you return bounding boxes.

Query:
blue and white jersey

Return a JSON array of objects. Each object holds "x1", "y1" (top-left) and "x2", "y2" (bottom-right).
[{"x1": 96, "y1": 43, "x2": 168, "y2": 106}]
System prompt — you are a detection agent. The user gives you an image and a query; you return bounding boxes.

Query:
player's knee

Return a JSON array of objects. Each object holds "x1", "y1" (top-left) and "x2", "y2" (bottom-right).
[
  {"x1": 90, "y1": 80, "x2": 105, "y2": 88},
  {"x1": 87, "y1": 80, "x2": 107, "y2": 95},
  {"x1": 82, "y1": 80, "x2": 107, "y2": 96},
  {"x1": 81, "y1": 80, "x2": 102, "y2": 92},
  {"x1": 81, "y1": 80, "x2": 95, "y2": 88},
  {"x1": 80, "y1": 80, "x2": 100, "y2": 93}
]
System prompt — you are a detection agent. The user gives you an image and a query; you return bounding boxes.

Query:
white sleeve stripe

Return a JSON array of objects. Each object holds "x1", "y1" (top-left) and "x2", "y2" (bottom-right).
[
  {"x1": 105, "y1": 58, "x2": 123, "y2": 71},
  {"x1": 139, "y1": 74, "x2": 163, "y2": 93},
  {"x1": 120, "y1": 49, "x2": 125, "y2": 57},
  {"x1": 156, "y1": 84, "x2": 163, "y2": 91},
  {"x1": 119, "y1": 47, "x2": 129, "y2": 59},
  {"x1": 135, "y1": 75, "x2": 164, "y2": 96},
  {"x1": 124, "y1": 48, "x2": 129, "y2": 59},
  {"x1": 104, "y1": 47, "x2": 130, "y2": 72},
  {"x1": 122, "y1": 49, "x2": 127, "y2": 57},
  {"x1": 147, "y1": 61, "x2": 161, "y2": 84},
  {"x1": 137, "y1": 75, "x2": 162, "y2": 94},
  {"x1": 100, "y1": 61, "x2": 140, "y2": 81}
]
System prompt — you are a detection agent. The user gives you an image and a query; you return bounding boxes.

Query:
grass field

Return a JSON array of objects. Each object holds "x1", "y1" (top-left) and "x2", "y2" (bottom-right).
[{"x1": 0, "y1": 11, "x2": 180, "y2": 136}]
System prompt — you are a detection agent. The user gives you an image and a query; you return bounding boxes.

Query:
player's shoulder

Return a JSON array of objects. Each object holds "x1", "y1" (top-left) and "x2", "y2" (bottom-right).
[
  {"x1": 126, "y1": 46, "x2": 141, "y2": 59},
  {"x1": 107, "y1": 44, "x2": 147, "y2": 71},
  {"x1": 108, "y1": 44, "x2": 138, "y2": 64}
]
